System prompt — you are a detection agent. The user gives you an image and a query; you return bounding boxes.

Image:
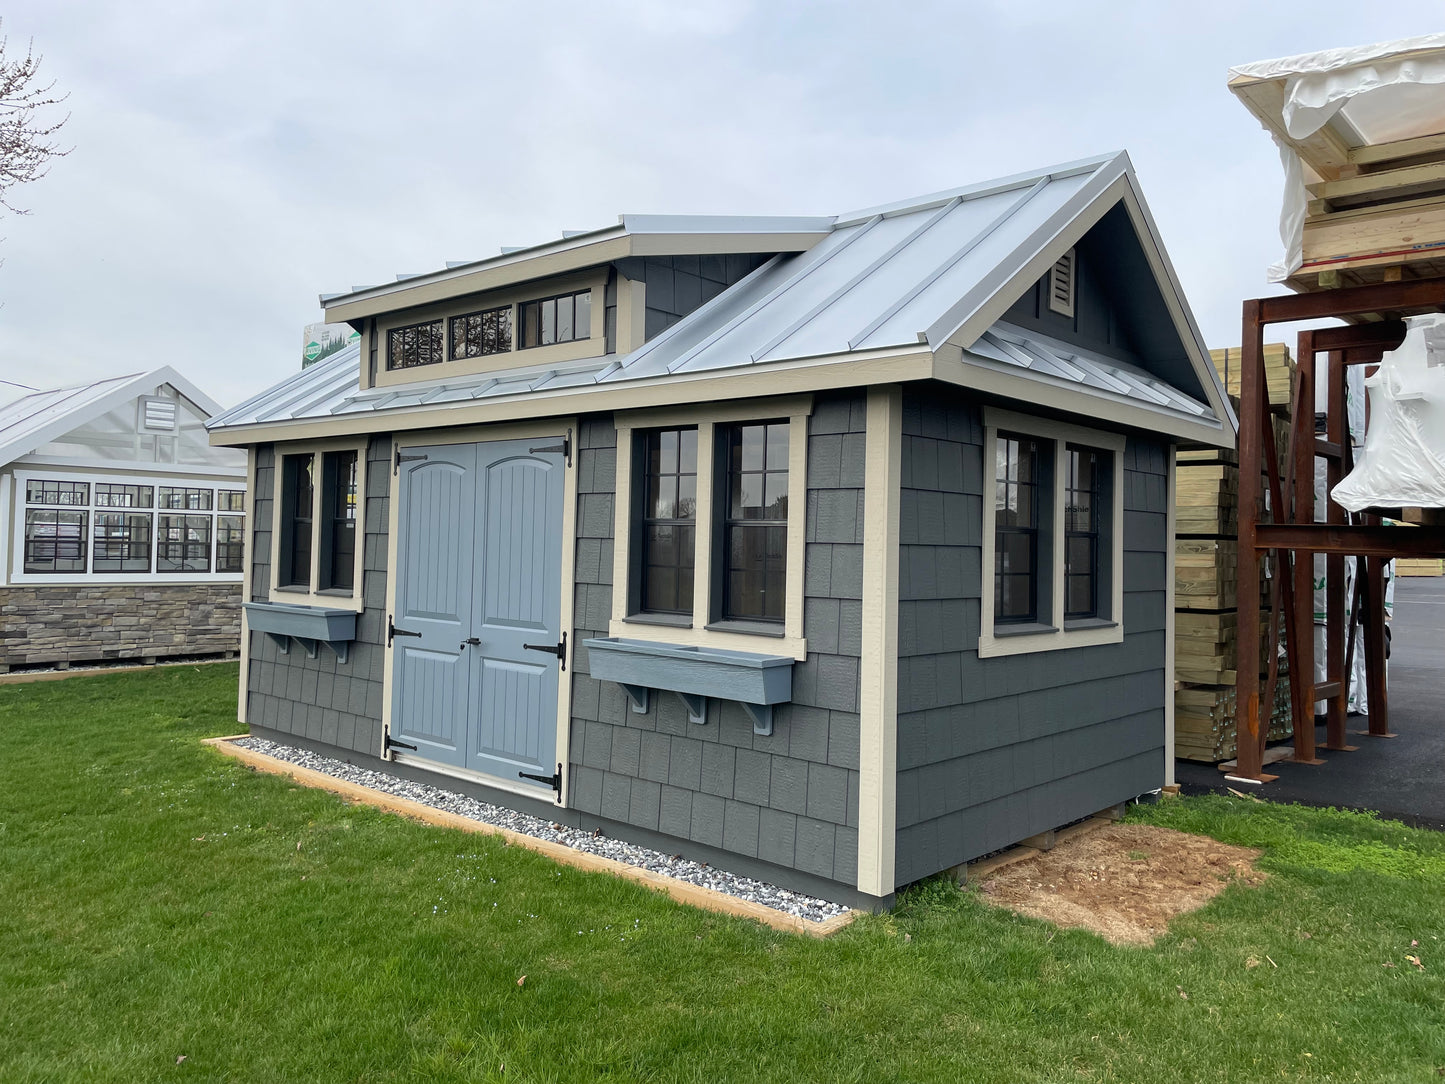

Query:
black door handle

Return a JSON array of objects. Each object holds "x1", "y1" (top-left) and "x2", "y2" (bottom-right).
[{"x1": 460, "y1": 637, "x2": 481, "y2": 648}]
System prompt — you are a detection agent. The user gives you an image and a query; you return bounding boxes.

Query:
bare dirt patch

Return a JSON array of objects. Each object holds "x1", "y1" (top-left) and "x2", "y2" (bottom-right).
[{"x1": 977, "y1": 823, "x2": 1265, "y2": 946}]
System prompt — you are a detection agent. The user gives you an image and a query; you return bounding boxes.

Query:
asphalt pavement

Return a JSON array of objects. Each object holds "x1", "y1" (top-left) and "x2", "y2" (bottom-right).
[{"x1": 1174, "y1": 575, "x2": 1445, "y2": 828}]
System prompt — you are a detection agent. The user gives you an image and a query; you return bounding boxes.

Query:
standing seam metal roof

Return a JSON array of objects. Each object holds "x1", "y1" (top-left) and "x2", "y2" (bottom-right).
[{"x1": 209, "y1": 152, "x2": 1222, "y2": 434}]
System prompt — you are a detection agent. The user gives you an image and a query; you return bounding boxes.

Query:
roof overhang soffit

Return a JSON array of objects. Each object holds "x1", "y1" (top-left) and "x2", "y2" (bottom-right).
[
  {"x1": 927, "y1": 170, "x2": 1236, "y2": 441},
  {"x1": 322, "y1": 229, "x2": 833, "y2": 325}
]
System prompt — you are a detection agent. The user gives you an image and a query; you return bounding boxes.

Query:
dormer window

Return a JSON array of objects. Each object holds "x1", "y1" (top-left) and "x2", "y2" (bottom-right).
[
  {"x1": 387, "y1": 319, "x2": 444, "y2": 370},
  {"x1": 520, "y1": 290, "x2": 591, "y2": 349},
  {"x1": 449, "y1": 304, "x2": 512, "y2": 360}
]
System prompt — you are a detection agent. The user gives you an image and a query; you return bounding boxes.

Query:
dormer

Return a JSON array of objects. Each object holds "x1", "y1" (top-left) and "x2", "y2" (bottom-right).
[{"x1": 324, "y1": 216, "x2": 833, "y2": 391}]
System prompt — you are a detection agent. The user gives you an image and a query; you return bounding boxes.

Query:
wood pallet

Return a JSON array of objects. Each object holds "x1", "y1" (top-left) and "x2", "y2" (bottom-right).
[{"x1": 1396, "y1": 557, "x2": 1445, "y2": 577}]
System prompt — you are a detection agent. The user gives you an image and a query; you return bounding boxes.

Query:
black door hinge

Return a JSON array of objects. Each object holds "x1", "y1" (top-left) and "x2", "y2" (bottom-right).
[
  {"x1": 394, "y1": 446, "x2": 428, "y2": 474},
  {"x1": 388, "y1": 614, "x2": 422, "y2": 647},
  {"x1": 521, "y1": 631, "x2": 567, "y2": 671},
  {"x1": 519, "y1": 762, "x2": 563, "y2": 796},
  {"x1": 384, "y1": 732, "x2": 417, "y2": 753},
  {"x1": 528, "y1": 428, "x2": 572, "y2": 467}
]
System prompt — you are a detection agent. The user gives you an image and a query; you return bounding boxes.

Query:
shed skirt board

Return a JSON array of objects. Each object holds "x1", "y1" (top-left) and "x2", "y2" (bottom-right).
[{"x1": 389, "y1": 438, "x2": 565, "y2": 793}]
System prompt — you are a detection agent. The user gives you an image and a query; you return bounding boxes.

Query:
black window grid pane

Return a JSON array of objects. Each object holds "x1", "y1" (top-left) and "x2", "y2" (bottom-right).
[
  {"x1": 23, "y1": 509, "x2": 88, "y2": 572},
  {"x1": 322, "y1": 450, "x2": 358, "y2": 591},
  {"x1": 93, "y1": 512, "x2": 153, "y2": 572},
  {"x1": 1064, "y1": 445, "x2": 1103, "y2": 619},
  {"x1": 520, "y1": 291, "x2": 591, "y2": 349},
  {"x1": 387, "y1": 320, "x2": 445, "y2": 369},
  {"x1": 95, "y1": 483, "x2": 154, "y2": 509},
  {"x1": 217, "y1": 515, "x2": 245, "y2": 574},
  {"x1": 280, "y1": 455, "x2": 314, "y2": 588},
  {"x1": 722, "y1": 422, "x2": 788, "y2": 622},
  {"x1": 994, "y1": 433, "x2": 1040, "y2": 625},
  {"x1": 156, "y1": 514, "x2": 212, "y2": 572},
  {"x1": 26, "y1": 479, "x2": 89, "y2": 506},
  {"x1": 219, "y1": 490, "x2": 245, "y2": 511},
  {"x1": 158, "y1": 487, "x2": 213, "y2": 511},
  {"x1": 638, "y1": 427, "x2": 697, "y2": 615},
  {"x1": 449, "y1": 305, "x2": 513, "y2": 360}
]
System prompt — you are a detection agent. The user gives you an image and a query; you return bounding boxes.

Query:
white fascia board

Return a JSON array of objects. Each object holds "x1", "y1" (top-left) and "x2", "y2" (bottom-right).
[
  {"x1": 321, "y1": 224, "x2": 833, "y2": 324},
  {"x1": 15, "y1": 453, "x2": 247, "y2": 478},
  {"x1": 1109, "y1": 173, "x2": 1238, "y2": 439},
  {"x1": 940, "y1": 344, "x2": 1233, "y2": 447}
]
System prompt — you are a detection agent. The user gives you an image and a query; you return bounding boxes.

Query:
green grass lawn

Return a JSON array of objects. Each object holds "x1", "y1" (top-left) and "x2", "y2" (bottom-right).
[{"x1": 2, "y1": 665, "x2": 1443, "y2": 1083}]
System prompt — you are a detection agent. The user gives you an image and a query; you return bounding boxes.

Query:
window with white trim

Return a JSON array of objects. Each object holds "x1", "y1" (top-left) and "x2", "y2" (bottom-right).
[
  {"x1": 271, "y1": 443, "x2": 366, "y2": 607},
  {"x1": 979, "y1": 408, "x2": 1124, "y2": 658},
  {"x1": 612, "y1": 398, "x2": 810, "y2": 659},
  {"x1": 14, "y1": 472, "x2": 244, "y2": 581}
]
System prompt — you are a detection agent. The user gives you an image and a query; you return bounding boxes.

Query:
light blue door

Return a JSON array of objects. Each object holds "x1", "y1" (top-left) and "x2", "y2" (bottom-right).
[{"x1": 391, "y1": 438, "x2": 565, "y2": 791}]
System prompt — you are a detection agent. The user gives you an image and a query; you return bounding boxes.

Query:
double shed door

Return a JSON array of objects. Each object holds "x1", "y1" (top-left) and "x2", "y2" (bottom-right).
[{"x1": 390, "y1": 437, "x2": 565, "y2": 791}]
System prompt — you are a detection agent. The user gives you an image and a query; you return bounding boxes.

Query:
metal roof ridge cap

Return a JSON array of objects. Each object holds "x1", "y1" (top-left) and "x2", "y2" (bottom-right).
[
  {"x1": 665, "y1": 221, "x2": 884, "y2": 374},
  {"x1": 619, "y1": 213, "x2": 836, "y2": 233},
  {"x1": 832, "y1": 152, "x2": 1118, "y2": 227},
  {"x1": 848, "y1": 175, "x2": 1053, "y2": 350}
]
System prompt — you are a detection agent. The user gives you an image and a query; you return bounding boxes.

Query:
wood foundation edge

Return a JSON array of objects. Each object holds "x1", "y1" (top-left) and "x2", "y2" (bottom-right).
[{"x1": 201, "y1": 736, "x2": 861, "y2": 939}]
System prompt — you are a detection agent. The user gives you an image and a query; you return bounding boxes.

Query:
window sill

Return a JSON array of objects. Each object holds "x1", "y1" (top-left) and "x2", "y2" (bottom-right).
[
  {"x1": 704, "y1": 619, "x2": 787, "y2": 639},
  {"x1": 992, "y1": 621, "x2": 1058, "y2": 638},
  {"x1": 621, "y1": 611, "x2": 693, "y2": 629},
  {"x1": 978, "y1": 618, "x2": 1124, "y2": 659},
  {"x1": 1063, "y1": 617, "x2": 1117, "y2": 632}
]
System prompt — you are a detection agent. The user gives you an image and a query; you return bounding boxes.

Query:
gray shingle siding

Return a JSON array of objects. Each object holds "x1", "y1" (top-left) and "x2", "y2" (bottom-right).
[
  {"x1": 636, "y1": 254, "x2": 770, "y2": 342},
  {"x1": 245, "y1": 437, "x2": 391, "y2": 755},
  {"x1": 893, "y1": 386, "x2": 1169, "y2": 887},
  {"x1": 568, "y1": 392, "x2": 864, "y2": 889}
]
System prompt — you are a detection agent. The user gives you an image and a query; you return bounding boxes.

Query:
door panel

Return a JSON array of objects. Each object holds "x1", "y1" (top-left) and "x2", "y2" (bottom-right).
[
  {"x1": 468, "y1": 441, "x2": 564, "y2": 785},
  {"x1": 389, "y1": 447, "x2": 476, "y2": 769},
  {"x1": 390, "y1": 436, "x2": 564, "y2": 791}
]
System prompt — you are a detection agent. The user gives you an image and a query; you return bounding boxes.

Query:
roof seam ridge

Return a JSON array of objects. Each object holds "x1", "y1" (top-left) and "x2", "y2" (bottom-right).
[
  {"x1": 848, "y1": 175, "x2": 1052, "y2": 350},
  {"x1": 666, "y1": 217, "x2": 887, "y2": 374}
]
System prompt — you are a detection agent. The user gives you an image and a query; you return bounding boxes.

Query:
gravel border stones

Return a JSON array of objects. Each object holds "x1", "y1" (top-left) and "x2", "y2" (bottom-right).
[{"x1": 234, "y1": 736, "x2": 850, "y2": 924}]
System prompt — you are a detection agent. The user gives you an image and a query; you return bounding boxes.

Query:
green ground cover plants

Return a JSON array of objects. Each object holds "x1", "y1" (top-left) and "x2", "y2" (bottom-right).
[{"x1": 1, "y1": 664, "x2": 1442, "y2": 1082}]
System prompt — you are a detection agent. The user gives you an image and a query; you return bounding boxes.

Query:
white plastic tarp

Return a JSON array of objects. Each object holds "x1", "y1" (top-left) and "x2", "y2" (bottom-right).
[
  {"x1": 1229, "y1": 35, "x2": 1445, "y2": 282},
  {"x1": 1332, "y1": 313, "x2": 1445, "y2": 511}
]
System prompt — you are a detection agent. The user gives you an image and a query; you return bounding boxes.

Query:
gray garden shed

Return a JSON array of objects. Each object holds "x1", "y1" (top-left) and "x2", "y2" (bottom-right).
[{"x1": 208, "y1": 151, "x2": 1233, "y2": 909}]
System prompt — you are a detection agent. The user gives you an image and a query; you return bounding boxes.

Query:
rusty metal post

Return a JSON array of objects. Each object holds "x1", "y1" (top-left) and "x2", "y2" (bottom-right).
[
  {"x1": 1288, "y1": 330, "x2": 1321, "y2": 763},
  {"x1": 1361, "y1": 555, "x2": 1393, "y2": 737},
  {"x1": 1322, "y1": 350, "x2": 1354, "y2": 752},
  {"x1": 1233, "y1": 301, "x2": 1271, "y2": 780}
]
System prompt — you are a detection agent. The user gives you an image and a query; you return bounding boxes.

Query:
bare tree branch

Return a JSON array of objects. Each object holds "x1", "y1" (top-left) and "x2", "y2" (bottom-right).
[{"x1": 0, "y1": 20, "x2": 69, "y2": 216}]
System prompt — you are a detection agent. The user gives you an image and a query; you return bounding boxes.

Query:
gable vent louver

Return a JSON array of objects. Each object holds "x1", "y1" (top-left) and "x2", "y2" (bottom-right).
[
  {"x1": 141, "y1": 397, "x2": 179, "y2": 432},
  {"x1": 1048, "y1": 249, "x2": 1075, "y2": 318}
]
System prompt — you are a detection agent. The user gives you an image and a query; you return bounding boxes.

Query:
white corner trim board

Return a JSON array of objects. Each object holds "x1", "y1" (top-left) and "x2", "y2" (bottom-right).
[
  {"x1": 977, "y1": 406, "x2": 1127, "y2": 659},
  {"x1": 856, "y1": 384, "x2": 901, "y2": 899}
]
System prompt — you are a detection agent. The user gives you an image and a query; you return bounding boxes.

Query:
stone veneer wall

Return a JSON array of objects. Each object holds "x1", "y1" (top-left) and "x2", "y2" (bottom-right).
[
  {"x1": 567, "y1": 392, "x2": 866, "y2": 892},
  {"x1": 0, "y1": 583, "x2": 240, "y2": 671}
]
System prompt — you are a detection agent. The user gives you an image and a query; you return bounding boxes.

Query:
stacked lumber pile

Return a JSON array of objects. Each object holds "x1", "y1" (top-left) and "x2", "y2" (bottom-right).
[
  {"x1": 1397, "y1": 558, "x2": 1445, "y2": 576},
  {"x1": 1175, "y1": 673, "x2": 1294, "y2": 763},
  {"x1": 1174, "y1": 348, "x2": 1297, "y2": 762},
  {"x1": 1209, "y1": 344, "x2": 1297, "y2": 406}
]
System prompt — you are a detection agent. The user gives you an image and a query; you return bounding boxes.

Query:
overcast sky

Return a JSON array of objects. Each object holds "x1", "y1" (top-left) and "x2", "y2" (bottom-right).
[{"x1": 0, "y1": 2, "x2": 1440, "y2": 409}]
